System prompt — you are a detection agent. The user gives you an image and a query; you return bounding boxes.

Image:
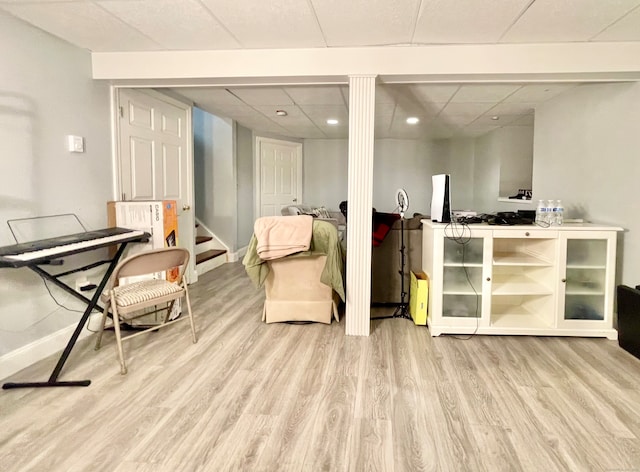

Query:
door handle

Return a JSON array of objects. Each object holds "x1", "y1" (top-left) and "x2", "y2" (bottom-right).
[
  {"x1": 183, "y1": 204, "x2": 191, "y2": 211},
  {"x1": 293, "y1": 198, "x2": 298, "y2": 203}
]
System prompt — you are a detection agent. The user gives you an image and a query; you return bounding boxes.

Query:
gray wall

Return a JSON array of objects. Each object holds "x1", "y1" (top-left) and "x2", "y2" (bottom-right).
[
  {"x1": 236, "y1": 124, "x2": 254, "y2": 248},
  {"x1": 533, "y1": 82, "x2": 640, "y2": 286},
  {"x1": 302, "y1": 136, "x2": 478, "y2": 216},
  {"x1": 194, "y1": 111, "x2": 254, "y2": 252},
  {"x1": 474, "y1": 126, "x2": 535, "y2": 214},
  {"x1": 0, "y1": 13, "x2": 112, "y2": 360}
]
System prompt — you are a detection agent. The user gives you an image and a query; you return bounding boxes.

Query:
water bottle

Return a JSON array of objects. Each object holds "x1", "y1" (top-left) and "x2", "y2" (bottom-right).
[
  {"x1": 555, "y1": 200, "x2": 564, "y2": 226},
  {"x1": 535, "y1": 200, "x2": 545, "y2": 224},
  {"x1": 546, "y1": 200, "x2": 554, "y2": 225}
]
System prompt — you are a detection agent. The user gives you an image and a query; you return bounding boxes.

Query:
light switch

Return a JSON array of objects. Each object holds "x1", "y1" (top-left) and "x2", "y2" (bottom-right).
[{"x1": 67, "y1": 135, "x2": 84, "y2": 153}]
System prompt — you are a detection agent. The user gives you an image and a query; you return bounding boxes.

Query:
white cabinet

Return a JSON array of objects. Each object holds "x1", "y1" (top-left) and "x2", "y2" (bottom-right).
[{"x1": 422, "y1": 221, "x2": 621, "y2": 339}]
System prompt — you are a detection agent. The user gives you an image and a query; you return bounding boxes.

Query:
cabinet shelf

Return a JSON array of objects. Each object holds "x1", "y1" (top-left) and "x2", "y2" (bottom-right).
[
  {"x1": 492, "y1": 275, "x2": 552, "y2": 295},
  {"x1": 490, "y1": 312, "x2": 553, "y2": 329},
  {"x1": 566, "y1": 264, "x2": 606, "y2": 270},
  {"x1": 444, "y1": 262, "x2": 483, "y2": 268},
  {"x1": 565, "y1": 289, "x2": 605, "y2": 296},
  {"x1": 493, "y1": 253, "x2": 551, "y2": 266}
]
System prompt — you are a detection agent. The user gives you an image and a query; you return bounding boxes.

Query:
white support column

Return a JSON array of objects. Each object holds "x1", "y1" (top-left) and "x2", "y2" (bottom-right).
[{"x1": 345, "y1": 75, "x2": 376, "y2": 336}]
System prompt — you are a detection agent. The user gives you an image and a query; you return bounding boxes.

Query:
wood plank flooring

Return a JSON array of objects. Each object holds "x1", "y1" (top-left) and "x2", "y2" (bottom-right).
[{"x1": 1, "y1": 261, "x2": 640, "y2": 471}]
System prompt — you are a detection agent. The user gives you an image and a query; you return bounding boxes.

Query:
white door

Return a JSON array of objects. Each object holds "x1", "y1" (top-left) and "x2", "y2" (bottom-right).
[
  {"x1": 256, "y1": 137, "x2": 302, "y2": 217},
  {"x1": 115, "y1": 88, "x2": 196, "y2": 282}
]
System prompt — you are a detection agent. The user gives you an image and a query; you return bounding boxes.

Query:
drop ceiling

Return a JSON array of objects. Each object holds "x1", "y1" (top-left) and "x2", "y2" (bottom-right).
[
  {"x1": 2, "y1": 0, "x2": 639, "y2": 139},
  {"x1": 171, "y1": 82, "x2": 575, "y2": 139}
]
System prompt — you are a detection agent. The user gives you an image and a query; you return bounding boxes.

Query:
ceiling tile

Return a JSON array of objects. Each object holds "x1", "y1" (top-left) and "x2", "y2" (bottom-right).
[
  {"x1": 200, "y1": 0, "x2": 325, "y2": 48},
  {"x1": 509, "y1": 114, "x2": 535, "y2": 126},
  {"x1": 227, "y1": 87, "x2": 294, "y2": 105},
  {"x1": 0, "y1": 2, "x2": 162, "y2": 51},
  {"x1": 592, "y1": 5, "x2": 640, "y2": 40},
  {"x1": 97, "y1": 0, "x2": 240, "y2": 50},
  {"x1": 473, "y1": 114, "x2": 520, "y2": 126},
  {"x1": 435, "y1": 115, "x2": 478, "y2": 126},
  {"x1": 284, "y1": 86, "x2": 346, "y2": 105},
  {"x1": 440, "y1": 102, "x2": 495, "y2": 117},
  {"x1": 405, "y1": 84, "x2": 460, "y2": 103},
  {"x1": 502, "y1": 0, "x2": 640, "y2": 42},
  {"x1": 503, "y1": 83, "x2": 576, "y2": 103},
  {"x1": 203, "y1": 103, "x2": 259, "y2": 118},
  {"x1": 487, "y1": 102, "x2": 536, "y2": 115},
  {"x1": 462, "y1": 125, "x2": 501, "y2": 137},
  {"x1": 413, "y1": 0, "x2": 533, "y2": 43},
  {"x1": 171, "y1": 87, "x2": 246, "y2": 107},
  {"x1": 252, "y1": 105, "x2": 317, "y2": 127},
  {"x1": 450, "y1": 84, "x2": 520, "y2": 102},
  {"x1": 376, "y1": 86, "x2": 400, "y2": 105},
  {"x1": 301, "y1": 105, "x2": 348, "y2": 129},
  {"x1": 310, "y1": 0, "x2": 421, "y2": 46}
]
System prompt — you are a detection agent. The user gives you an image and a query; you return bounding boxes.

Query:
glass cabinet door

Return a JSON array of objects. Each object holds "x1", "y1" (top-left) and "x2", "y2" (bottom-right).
[
  {"x1": 561, "y1": 236, "x2": 612, "y2": 323},
  {"x1": 442, "y1": 237, "x2": 484, "y2": 319}
]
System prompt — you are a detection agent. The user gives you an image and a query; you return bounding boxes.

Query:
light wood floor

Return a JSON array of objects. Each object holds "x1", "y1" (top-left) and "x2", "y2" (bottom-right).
[{"x1": 2, "y1": 262, "x2": 640, "y2": 472}]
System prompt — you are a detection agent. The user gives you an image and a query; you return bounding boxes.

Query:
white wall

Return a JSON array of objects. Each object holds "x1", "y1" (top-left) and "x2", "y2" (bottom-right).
[
  {"x1": 533, "y1": 82, "x2": 640, "y2": 286},
  {"x1": 193, "y1": 108, "x2": 238, "y2": 250},
  {"x1": 302, "y1": 139, "x2": 348, "y2": 210},
  {"x1": 0, "y1": 13, "x2": 112, "y2": 373}
]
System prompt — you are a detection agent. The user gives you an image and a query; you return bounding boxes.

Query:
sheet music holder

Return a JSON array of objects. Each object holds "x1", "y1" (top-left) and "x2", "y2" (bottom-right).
[{"x1": 1, "y1": 214, "x2": 149, "y2": 389}]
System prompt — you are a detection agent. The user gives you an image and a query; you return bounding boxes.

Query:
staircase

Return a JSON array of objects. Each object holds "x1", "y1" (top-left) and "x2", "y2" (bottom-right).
[{"x1": 195, "y1": 223, "x2": 228, "y2": 276}]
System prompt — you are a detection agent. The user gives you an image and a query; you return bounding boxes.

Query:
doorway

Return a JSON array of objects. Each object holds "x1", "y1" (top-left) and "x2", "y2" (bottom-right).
[
  {"x1": 114, "y1": 88, "x2": 196, "y2": 281},
  {"x1": 255, "y1": 136, "x2": 303, "y2": 218}
]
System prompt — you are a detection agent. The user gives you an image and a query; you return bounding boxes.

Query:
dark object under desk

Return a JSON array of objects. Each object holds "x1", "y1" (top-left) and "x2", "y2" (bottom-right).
[{"x1": 617, "y1": 285, "x2": 640, "y2": 360}]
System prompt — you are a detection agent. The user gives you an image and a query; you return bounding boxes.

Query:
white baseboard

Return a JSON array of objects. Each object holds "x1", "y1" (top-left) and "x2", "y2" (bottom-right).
[
  {"x1": 0, "y1": 312, "x2": 102, "y2": 382},
  {"x1": 229, "y1": 245, "x2": 248, "y2": 262}
]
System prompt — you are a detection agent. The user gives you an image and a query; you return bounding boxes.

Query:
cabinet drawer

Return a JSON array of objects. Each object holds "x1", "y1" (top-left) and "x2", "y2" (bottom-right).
[{"x1": 493, "y1": 229, "x2": 557, "y2": 239}]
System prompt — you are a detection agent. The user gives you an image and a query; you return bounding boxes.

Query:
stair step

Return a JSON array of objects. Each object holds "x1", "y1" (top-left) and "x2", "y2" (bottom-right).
[
  {"x1": 196, "y1": 249, "x2": 226, "y2": 265},
  {"x1": 196, "y1": 235, "x2": 213, "y2": 245}
]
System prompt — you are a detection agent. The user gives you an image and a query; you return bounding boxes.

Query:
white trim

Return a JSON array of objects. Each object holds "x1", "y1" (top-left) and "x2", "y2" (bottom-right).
[
  {"x1": 92, "y1": 43, "x2": 640, "y2": 82},
  {"x1": 228, "y1": 245, "x2": 249, "y2": 263},
  {"x1": 345, "y1": 75, "x2": 377, "y2": 337},
  {"x1": 0, "y1": 313, "x2": 102, "y2": 382}
]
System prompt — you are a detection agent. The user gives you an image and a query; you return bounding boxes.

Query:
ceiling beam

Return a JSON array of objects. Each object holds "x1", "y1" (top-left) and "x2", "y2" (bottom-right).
[{"x1": 93, "y1": 42, "x2": 640, "y2": 85}]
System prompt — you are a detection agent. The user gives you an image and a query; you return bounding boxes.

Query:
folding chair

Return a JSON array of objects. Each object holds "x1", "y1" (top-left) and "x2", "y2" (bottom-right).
[{"x1": 95, "y1": 247, "x2": 197, "y2": 374}]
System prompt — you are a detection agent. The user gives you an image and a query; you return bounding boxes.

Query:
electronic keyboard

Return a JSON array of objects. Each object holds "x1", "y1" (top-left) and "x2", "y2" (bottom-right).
[
  {"x1": 0, "y1": 227, "x2": 147, "y2": 267},
  {"x1": 1, "y1": 226, "x2": 149, "y2": 389}
]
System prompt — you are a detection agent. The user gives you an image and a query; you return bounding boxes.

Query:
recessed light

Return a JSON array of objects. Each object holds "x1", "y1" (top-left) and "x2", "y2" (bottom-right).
[
  {"x1": 326, "y1": 118, "x2": 339, "y2": 125},
  {"x1": 406, "y1": 117, "x2": 419, "y2": 125},
  {"x1": 275, "y1": 110, "x2": 288, "y2": 116},
  {"x1": 491, "y1": 116, "x2": 500, "y2": 120}
]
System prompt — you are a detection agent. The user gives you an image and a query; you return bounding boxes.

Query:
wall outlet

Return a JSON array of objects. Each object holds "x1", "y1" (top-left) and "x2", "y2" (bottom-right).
[{"x1": 67, "y1": 135, "x2": 84, "y2": 153}]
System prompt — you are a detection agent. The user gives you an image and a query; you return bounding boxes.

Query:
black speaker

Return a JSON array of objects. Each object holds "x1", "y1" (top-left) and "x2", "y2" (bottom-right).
[{"x1": 617, "y1": 285, "x2": 640, "y2": 360}]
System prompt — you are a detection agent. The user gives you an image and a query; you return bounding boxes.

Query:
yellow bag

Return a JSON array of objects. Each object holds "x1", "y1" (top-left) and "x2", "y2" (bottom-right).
[{"x1": 409, "y1": 271, "x2": 429, "y2": 325}]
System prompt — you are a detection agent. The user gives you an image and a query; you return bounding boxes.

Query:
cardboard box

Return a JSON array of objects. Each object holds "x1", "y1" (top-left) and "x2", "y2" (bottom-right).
[
  {"x1": 409, "y1": 271, "x2": 429, "y2": 326},
  {"x1": 106, "y1": 200, "x2": 180, "y2": 322}
]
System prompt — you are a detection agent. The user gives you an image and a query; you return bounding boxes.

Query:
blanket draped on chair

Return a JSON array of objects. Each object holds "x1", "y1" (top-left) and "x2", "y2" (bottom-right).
[
  {"x1": 243, "y1": 219, "x2": 346, "y2": 302},
  {"x1": 253, "y1": 215, "x2": 313, "y2": 260}
]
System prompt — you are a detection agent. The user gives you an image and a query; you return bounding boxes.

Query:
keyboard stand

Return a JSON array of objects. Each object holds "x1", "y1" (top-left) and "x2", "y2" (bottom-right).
[{"x1": 3, "y1": 242, "x2": 133, "y2": 389}]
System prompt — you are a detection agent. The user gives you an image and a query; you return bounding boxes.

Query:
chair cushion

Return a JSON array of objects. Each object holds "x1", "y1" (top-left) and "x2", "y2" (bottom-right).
[{"x1": 112, "y1": 279, "x2": 182, "y2": 307}]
